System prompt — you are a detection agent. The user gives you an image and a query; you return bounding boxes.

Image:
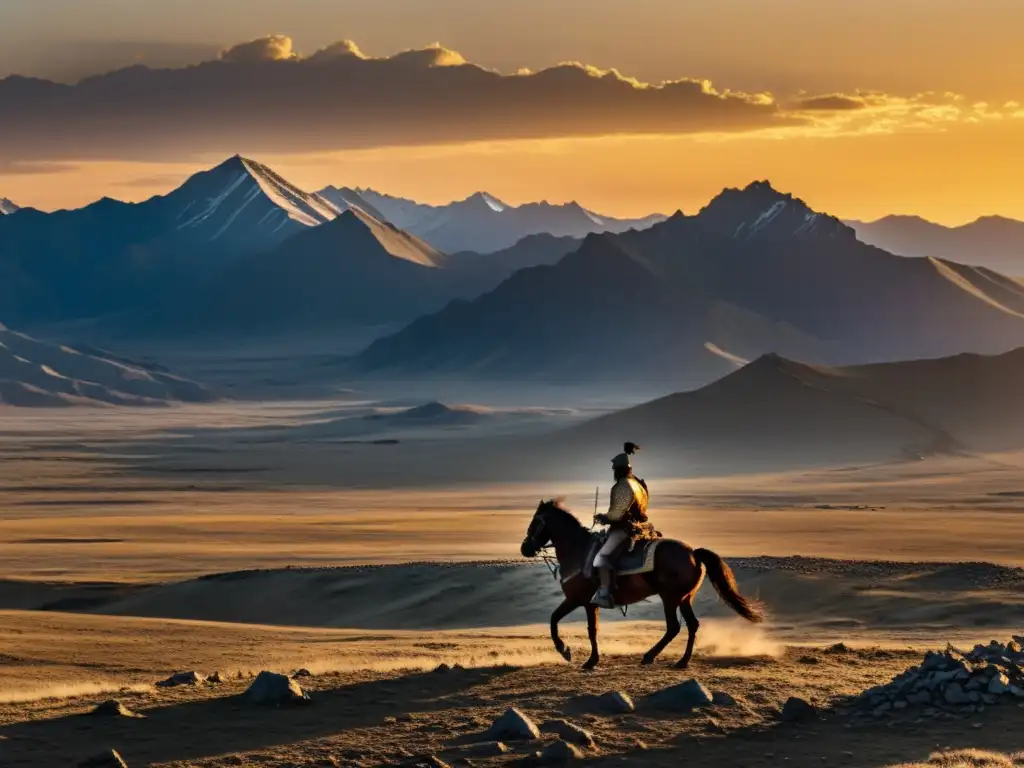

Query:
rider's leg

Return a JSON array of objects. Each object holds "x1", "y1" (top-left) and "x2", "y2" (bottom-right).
[{"x1": 591, "y1": 529, "x2": 627, "y2": 607}]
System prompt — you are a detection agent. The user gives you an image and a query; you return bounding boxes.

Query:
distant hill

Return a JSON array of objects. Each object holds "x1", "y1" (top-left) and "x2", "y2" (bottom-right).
[
  {"x1": 0, "y1": 322, "x2": 214, "y2": 406},
  {"x1": 0, "y1": 198, "x2": 18, "y2": 215},
  {"x1": 557, "y1": 346, "x2": 1024, "y2": 472},
  {"x1": 849, "y1": 215, "x2": 1024, "y2": 275},
  {"x1": 350, "y1": 181, "x2": 1024, "y2": 386},
  {"x1": 336, "y1": 187, "x2": 666, "y2": 253}
]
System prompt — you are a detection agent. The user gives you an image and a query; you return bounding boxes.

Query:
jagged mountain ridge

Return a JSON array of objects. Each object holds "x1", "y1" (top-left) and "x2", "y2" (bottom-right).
[
  {"x1": 350, "y1": 181, "x2": 1024, "y2": 385},
  {"x1": 339, "y1": 186, "x2": 667, "y2": 253}
]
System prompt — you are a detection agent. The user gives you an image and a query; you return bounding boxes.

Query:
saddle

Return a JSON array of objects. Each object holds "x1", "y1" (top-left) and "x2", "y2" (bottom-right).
[{"x1": 583, "y1": 527, "x2": 663, "y2": 579}]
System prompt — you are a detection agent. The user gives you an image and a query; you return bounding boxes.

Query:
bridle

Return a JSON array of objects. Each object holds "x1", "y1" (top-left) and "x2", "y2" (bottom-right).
[{"x1": 523, "y1": 506, "x2": 561, "y2": 581}]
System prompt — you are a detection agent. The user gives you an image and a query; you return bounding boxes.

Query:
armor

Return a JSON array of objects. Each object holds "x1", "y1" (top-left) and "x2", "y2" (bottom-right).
[{"x1": 606, "y1": 477, "x2": 648, "y2": 525}]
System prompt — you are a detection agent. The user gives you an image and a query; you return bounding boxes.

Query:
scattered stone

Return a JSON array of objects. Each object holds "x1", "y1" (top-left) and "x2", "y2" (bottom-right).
[
  {"x1": 590, "y1": 691, "x2": 635, "y2": 714},
  {"x1": 893, "y1": 701, "x2": 908, "y2": 711},
  {"x1": 797, "y1": 655, "x2": 820, "y2": 665},
  {"x1": 646, "y1": 679, "x2": 714, "y2": 712},
  {"x1": 540, "y1": 720, "x2": 595, "y2": 749},
  {"x1": 632, "y1": 740, "x2": 648, "y2": 750},
  {"x1": 293, "y1": 668, "x2": 313, "y2": 678},
  {"x1": 539, "y1": 740, "x2": 583, "y2": 763},
  {"x1": 89, "y1": 700, "x2": 144, "y2": 719},
  {"x1": 156, "y1": 671, "x2": 205, "y2": 687},
  {"x1": 409, "y1": 757, "x2": 452, "y2": 768},
  {"x1": 208, "y1": 671, "x2": 224, "y2": 684},
  {"x1": 244, "y1": 671, "x2": 311, "y2": 705},
  {"x1": 872, "y1": 702, "x2": 892, "y2": 717},
  {"x1": 988, "y1": 673, "x2": 1011, "y2": 695},
  {"x1": 482, "y1": 707, "x2": 540, "y2": 741},
  {"x1": 711, "y1": 691, "x2": 737, "y2": 707},
  {"x1": 434, "y1": 663, "x2": 452, "y2": 673},
  {"x1": 78, "y1": 750, "x2": 129, "y2": 768},
  {"x1": 781, "y1": 697, "x2": 818, "y2": 724},
  {"x1": 461, "y1": 742, "x2": 508, "y2": 757},
  {"x1": 826, "y1": 642, "x2": 853, "y2": 654},
  {"x1": 944, "y1": 683, "x2": 970, "y2": 705}
]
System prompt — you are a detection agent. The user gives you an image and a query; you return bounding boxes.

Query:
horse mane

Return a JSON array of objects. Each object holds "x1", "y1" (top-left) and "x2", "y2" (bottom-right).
[{"x1": 540, "y1": 498, "x2": 588, "y2": 533}]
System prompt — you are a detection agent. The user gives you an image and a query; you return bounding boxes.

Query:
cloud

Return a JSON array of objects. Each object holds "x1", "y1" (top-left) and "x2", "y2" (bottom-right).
[
  {"x1": 219, "y1": 35, "x2": 297, "y2": 64},
  {"x1": 0, "y1": 36, "x2": 1018, "y2": 168},
  {"x1": 787, "y1": 94, "x2": 867, "y2": 111},
  {"x1": 0, "y1": 35, "x2": 792, "y2": 165}
]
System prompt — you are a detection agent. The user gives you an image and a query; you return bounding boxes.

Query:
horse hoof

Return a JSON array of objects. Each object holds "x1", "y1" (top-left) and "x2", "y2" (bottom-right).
[
  {"x1": 582, "y1": 659, "x2": 598, "y2": 671},
  {"x1": 560, "y1": 646, "x2": 572, "y2": 662},
  {"x1": 674, "y1": 660, "x2": 690, "y2": 670},
  {"x1": 640, "y1": 656, "x2": 655, "y2": 666}
]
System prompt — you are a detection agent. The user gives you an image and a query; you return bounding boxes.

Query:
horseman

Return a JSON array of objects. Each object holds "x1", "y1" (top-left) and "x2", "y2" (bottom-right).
[{"x1": 591, "y1": 442, "x2": 650, "y2": 609}]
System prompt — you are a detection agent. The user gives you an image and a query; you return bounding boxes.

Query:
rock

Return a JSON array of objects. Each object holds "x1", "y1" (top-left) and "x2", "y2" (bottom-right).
[
  {"x1": 826, "y1": 642, "x2": 853, "y2": 654},
  {"x1": 893, "y1": 701, "x2": 908, "y2": 711},
  {"x1": 78, "y1": 751, "x2": 129, "y2": 768},
  {"x1": 434, "y1": 663, "x2": 452, "y2": 673},
  {"x1": 208, "y1": 671, "x2": 224, "y2": 684},
  {"x1": 988, "y1": 673, "x2": 1011, "y2": 695},
  {"x1": 482, "y1": 707, "x2": 540, "y2": 741},
  {"x1": 1008, "y1": 640, "x2": 1022, "y2": 654},
  {"x1": 156, "y1": 670, "x2": 205, "y2": 687},
  {"x1": 411, "y1": 757, "x2": 452, "y2": 768},
  {"x1": 982, "y1": 693, "x2": 998, "y2": 705},
  {"x1": 462, "y1": 742, "x2": 508, "y2": 758},
  {"x1": 797, "y1": 655, "x2": 820, "y2": 665},
  {"x1": 781, "y1": 697, "x2": 817, "y2": 723},
  {"x1": 1010, "y1": 685, "x2": 1024, "y2": 698},
  {"x1": 244, "y1": 671, "x2": 310, "y2": 705},
  {"x1": 540, "y1": 720, "x2": 595, "y2": 749},
  {"x1": 591, "y1": 691, "x2": 635, "y2": 714},
  {"x1": 89, "y1": 700, "x2": 143, "y2": 719},
  {"x1": 944, "y1": 683, "x2": 970, "y2": 705},
  {"x1": 646, "y1": 679, "x2": 713, "y2": 712},
  {"x1": 872, "y1": 702, "x2": 892, "y2": 717},
  {"x1": 907, "y1": 691, "x2": 932, "y2": 705},
  {"x1": 293, "y1": 668, "x2": 313, "y2": 678},
  {"x1": 539, "y1": 740, "x2": 583, "y2": 763},
  {"x1": 965, "y1": 678, "x2": 984, "y2": 691},
  {"x1": 712, "y1": 691, "x2": 738, "y2": 707}
]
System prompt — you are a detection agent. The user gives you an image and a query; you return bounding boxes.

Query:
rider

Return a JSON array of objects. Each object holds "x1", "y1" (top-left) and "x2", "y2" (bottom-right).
[{"x1": 591, "y1": 442, "x2": 649, "y2": 609}]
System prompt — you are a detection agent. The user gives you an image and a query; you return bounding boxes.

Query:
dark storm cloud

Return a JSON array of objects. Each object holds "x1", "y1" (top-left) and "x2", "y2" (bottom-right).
[{"x1": 0, "y1": 35, "x2": 798, "y2": 164}]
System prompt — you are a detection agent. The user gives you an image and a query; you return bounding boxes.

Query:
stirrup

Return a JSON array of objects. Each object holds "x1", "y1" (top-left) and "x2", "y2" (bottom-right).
[{"x1": 590, "y1": 588, "x2": 615, "y2": 609}]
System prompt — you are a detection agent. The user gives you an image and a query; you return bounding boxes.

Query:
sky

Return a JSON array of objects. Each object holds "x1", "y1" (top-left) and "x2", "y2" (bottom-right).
[{"x1": 2, "y1": 0, "x2": 1023, "y2": 223}]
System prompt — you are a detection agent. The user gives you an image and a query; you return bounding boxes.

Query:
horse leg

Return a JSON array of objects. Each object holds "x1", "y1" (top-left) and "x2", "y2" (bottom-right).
[
  {"x1": 550, "y1": 598, "x2": 578, "y2": 662},
  {"x1": 582, "y1": 604, "x2": 600, "y2": 670},
  {"x1": 674, "y1": 595, "x2": 700, "y2": 669},
  {"x1": 641, "y1": 594, "x2": 681, "y2": 665}
]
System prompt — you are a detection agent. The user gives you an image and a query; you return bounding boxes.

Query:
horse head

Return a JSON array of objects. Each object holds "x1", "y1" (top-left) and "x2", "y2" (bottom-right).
[{"x1": 520, "y1": 499, "x2": 562, "y2": 558}]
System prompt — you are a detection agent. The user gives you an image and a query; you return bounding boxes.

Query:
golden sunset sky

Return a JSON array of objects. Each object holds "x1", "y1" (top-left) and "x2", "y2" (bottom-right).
[{"x1": 2, "y1": 0, "x2": 1023, "y2": 223}]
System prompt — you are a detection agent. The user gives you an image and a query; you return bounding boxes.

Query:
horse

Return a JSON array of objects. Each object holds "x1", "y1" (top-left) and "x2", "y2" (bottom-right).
[{"x1": 520, "y1": 499, "x2": 763, "y2": 669}]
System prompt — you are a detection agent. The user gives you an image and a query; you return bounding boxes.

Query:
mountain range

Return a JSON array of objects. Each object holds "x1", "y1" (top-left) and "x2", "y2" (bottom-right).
[
  {"x1": 0, "y1": 198, "x2": 18, "y2": 215},
  {"x1": 554, "y1": 345, "x2": 1024, "y2": 473},
  {"x1": 848, "y1": 215, "x2": 1024, "y2": 275},
  {"x1": 351, "y1": 181, "x2": 1024, "y2": 387},
  {"x1": 336, "y1": 187, "x2": 667, "y2": 253}
]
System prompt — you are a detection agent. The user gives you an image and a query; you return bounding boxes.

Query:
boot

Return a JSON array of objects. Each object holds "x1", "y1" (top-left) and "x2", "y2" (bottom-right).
[{"x1": 590, "y1": 566, "x2": 615, "y2": 608}]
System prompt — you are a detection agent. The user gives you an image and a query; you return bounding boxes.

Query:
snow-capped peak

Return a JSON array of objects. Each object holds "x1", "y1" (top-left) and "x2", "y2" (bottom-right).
[
  {"x1": 0, "y1": 197, "x2": 20, "y2": 215},
  {"x1": 173, "y1": 155, "x2": 343, "y2": 243}
]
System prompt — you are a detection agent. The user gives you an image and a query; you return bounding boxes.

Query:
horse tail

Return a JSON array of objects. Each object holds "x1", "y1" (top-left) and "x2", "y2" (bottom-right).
[{"x1": 694, "y1": 548, "x2": 764, "y2": 623}]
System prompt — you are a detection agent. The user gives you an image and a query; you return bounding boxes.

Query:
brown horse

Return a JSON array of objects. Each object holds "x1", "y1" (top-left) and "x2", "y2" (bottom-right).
[{"x1": 520, "y1": 499, "x2": 763, "y2": 669}]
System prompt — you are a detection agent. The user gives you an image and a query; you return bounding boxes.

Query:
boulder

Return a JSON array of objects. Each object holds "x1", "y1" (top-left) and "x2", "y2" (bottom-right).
[
  {"x1": 944, "y1": 683, "x2": 970, "y2": 705},
  {"x1": 156, "y1": 671, "x2": 205, "y2": 687},
  {"x1": 78, "y1": 750, "x2": 129, "y2": 768},
  {"x1": 589, "y1": 691, "x2": 635, "y2": 714},
  {"x1": 907, "y1": 691, "x2": 932, "y2": 706},
  {"x1": 646, "y1": 679, "x2": 713, "y2": 712},
  {"x1": 539, "y1": 740, "x2": 583, "y2": 763},
  {"x1": 207, "y1": 671, "x2": 224, "y2": 684},
  {"x1": 988, "y1": 673, "x2": 1011, "y2": 695},
  {"x1": 540, "y1": 719, "x2": 595, "y2": 749},
  {"x1": 89, "y1": 700, "x2": 143, "y2": 719},
  {"x1": 244, "y1": 671, "x2": 310, "y2": 705},
  {"x1": 293, "y1": 668, "x2": 313, "y2": 678},
  {"x1": 712, "y1": 691, "x2": 738, "y2": 707},
  {"x1": 781, "y1": 697, "x2": 817, "y2": 723},
  {"x1": 482, "y1": 707, "x2": 540, "y2": 741}
]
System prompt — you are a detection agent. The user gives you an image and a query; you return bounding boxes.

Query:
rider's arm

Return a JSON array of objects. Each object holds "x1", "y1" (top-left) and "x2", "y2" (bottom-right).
[{"x1": 606, "y1": 482, "x2": 633, "y2": 522}]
